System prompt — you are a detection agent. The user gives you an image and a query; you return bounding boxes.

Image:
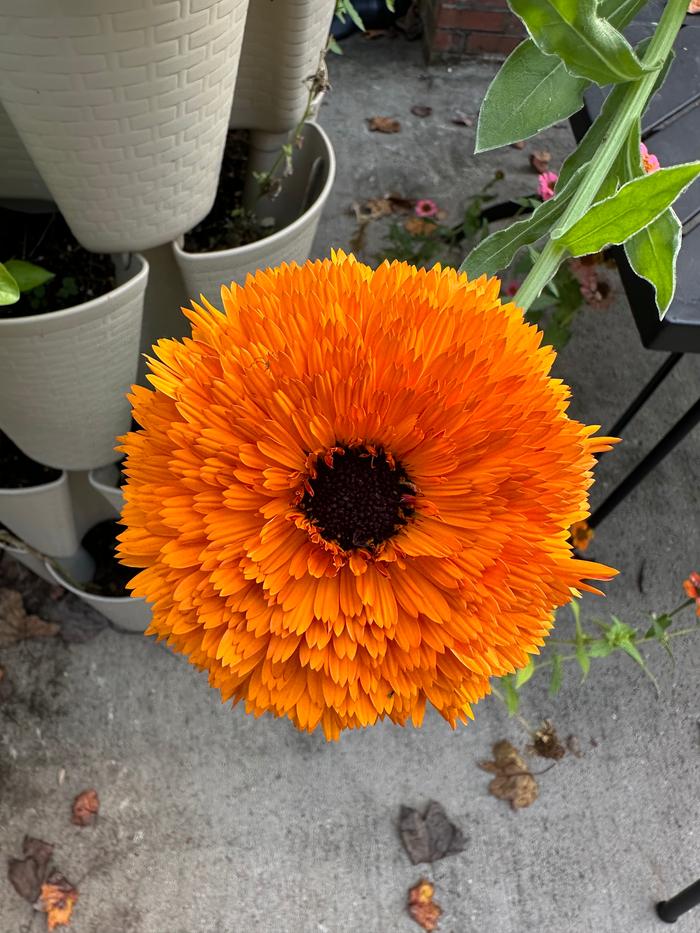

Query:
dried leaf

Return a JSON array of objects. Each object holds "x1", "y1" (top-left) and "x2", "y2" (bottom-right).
[
  {"x1": 7, "y1": 836, "x2": 54, "y2": 903},
  {"x1": 399, "y1": 801, "x2": 465, "y2": 865},
  {"x1": 40, "y1": 872, "x2": 78, "y2": 931},
  {"x1": 451, "y1": 111, "x2": 473, "y2": 127},
  {"x1": 404, "y1": 218, "x2": 438, "y2": 236},
  {"x1": 411, "y1": 105, "x2": 433, "y2": 118},
  {"x1": 530, "y1": 149, "x2": 551, "y2": 173},
  {"x1": 0, "y1": 588, "x2": 59, "y2": 647},
  {"x1": 479, "y1": 740, "x2": 539, "y2": 809},
  {"x1": 529, "y1": 720, "x2": 566, "y2": 760},
  {"x1": 71, "y1": 789, "x2": 99, "y2": 827},
  {"x1": 408, "y1": 879, "x2": 442, "y2": 932},
  {"x1": 511, "y1": 140, "x2": 526, "y2": 149},
  {"x1": 385, "y1": 193, "x2": 415, "y2": 212},
  {"x1": 367, "y1": 116, "x2": 401, "y2": 134}
]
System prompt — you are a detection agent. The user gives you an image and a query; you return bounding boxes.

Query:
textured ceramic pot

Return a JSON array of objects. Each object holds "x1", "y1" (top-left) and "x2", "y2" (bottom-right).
[
  {"x1": 45, "y1": 560, "x2": 151, "y2": 633},
  {"x1": 0, "y1": 0, "x2": 250, "y2": 252},
  {"x1": 172, "y1": 122, "x2": 335, "y2": 301},
  {"x1": 0, "y1": 102, "x2": 51, "y2": 202},
  {"x1": 230, "y1": 0, "x2": 336, "y2": 133},
  {"x1": 0, "y1": 471, "x2": 80, "y2": 557},
  {"x1": 0, "y1": 254, "x2": 148, "y2": 472}
]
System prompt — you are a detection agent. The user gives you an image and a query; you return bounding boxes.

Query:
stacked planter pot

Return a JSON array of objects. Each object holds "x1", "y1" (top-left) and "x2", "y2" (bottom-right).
[{"x1": 0, "y1": 0, "x2": 337, "y2": 630}]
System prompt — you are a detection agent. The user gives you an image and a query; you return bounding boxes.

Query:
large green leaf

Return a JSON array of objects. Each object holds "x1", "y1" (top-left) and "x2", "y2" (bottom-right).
[
  {"x1": 475, "y1": 41, "x2": 587, "y2": 153},
  {"x1": 625, "y1": 208, "x2": 682, "y2": 318},
  {"x1": 509, "y1": 0, "x2": 651, "y2": 85},
  {"x1": 460, "y1": 166, "x2": 586, "y2": 278},
  {"x1": 4, "y1": 259, "x2": 55, "y2": 293},
  {"x1": 475, "y1": 0, "x2": 651, "y2": 152},
  {"x1": 0, "y1": 262, "x2": 20, "y2": 305},
  {"x1": 555, "y1": 162, "x2": 700, "y2": 256}
]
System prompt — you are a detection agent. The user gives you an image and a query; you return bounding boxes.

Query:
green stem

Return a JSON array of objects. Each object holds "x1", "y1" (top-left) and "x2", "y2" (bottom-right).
[
  {"x1": 514, "y1": 0, "x2": 688, "y2": 311},
  {"x1": 490, "y1": 683, "x2": 537, "y2": 735}
]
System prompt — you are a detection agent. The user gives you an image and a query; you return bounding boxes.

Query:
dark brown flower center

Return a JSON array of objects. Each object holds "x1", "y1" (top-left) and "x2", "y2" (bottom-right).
[{"x1": 301, "y1": 444, "x2": 415, "y2": 551}]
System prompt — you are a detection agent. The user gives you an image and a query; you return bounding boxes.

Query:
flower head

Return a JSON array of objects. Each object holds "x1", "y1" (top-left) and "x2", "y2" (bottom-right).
[
  {"x1": 683, "y1": 571, "x2": 700, "y2": 615},
  {"x1": 538, "y1": 171, "x2": 558, "y2": 201},
  {"x1": 640, "y1": 142, "x2": 660, "y2": 174},
  {"x1": 118, "y1": 253, "x2": 617, "y2": 739},
  {"x1": 415, "y1": 198, "x2": 439, "y2": 218}
]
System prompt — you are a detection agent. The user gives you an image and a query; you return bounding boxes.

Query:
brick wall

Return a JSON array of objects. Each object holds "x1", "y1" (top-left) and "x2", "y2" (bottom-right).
[{"x1": 421, "y1": 0, "x2": 526, "y2": 61}]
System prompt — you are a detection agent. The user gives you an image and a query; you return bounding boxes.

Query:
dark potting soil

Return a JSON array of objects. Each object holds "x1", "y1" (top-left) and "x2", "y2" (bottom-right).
[
  {"x1": 82, "y1": 520, "x2": 133, "y2": 599},
  {"x1": 0, "y1": 206, "x2": 116, "y2": 319},
  {"x1": 183, "y1": 129, "x2": 273, "y2": 253},
  {"x1": 0, "y1": 431, "x2": 61, "y2": 489}
]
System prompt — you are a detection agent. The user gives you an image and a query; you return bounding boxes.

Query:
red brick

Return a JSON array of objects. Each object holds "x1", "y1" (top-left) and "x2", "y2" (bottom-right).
[
  {"x1": 437, "y1": 8, "x2": 505, "y2": 30},
  {"x1": 465, "y1": 31, "x2": 521, "y2": 55},
  {"x1": 432, "y1": 28, "x2": 466, "y2": 53}
]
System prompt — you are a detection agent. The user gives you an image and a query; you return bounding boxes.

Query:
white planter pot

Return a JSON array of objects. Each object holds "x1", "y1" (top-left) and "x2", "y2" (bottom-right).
[
  {"x1": 1, "y1": 540, "x2": 54, "y2": 584},
  {"x1": 0, "y1": 254, "x2": 148, "y2": 472},
  {"x1": 88, "y1": 464, "x2": 124, "y2": 516},
  {"x1": 1, "y1": 541, "x2": 94, "y2": 585},
  {"x1": 45, "y1": 560, "x2": 151, "y2": 633},
  {"x1": 0, "y1": 471, "x2": 80, "y2": 557},
  {"x1": 0, "y1": 103, "x2": 51, "y2": 202},
  {"x1": 172, "y1": 122, "x2": 335, "y2": 301},
  {"x1": 230, "y1": 0, "x2": 336, "y2": 134},
  {"x1": 0, "y1": 0, "x2": 250, "y2": 253}
]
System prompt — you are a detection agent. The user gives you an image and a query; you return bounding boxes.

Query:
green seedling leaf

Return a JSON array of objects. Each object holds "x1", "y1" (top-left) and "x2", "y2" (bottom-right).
[
  {"x1": 0, "y1": 262, "x2": 20, "y2": 305},
  {"x1": 509, "y1": 0, "x2": 651, "y2": 85},
  {"x1": 460, "y1": 165, "x2": 586, "y2": 277},
  {"x1": 500, "y1": 674, "x2": 521, "y2": 714},
  {"x1": 571, "y1": 600, "x2": 591, "y2": 680},
  {"x1": 475, "y1": 0, "x2": 650, "y2": 151},
  {"x1": 548, "y1": 653, "x2": 563, "y2": 697},
  {"x1": 625, "y1": 208, "x2": 682, "y2": 318},
  {"x1": 3, "y1": 259, "x2": 55, "y2": 294},
  {"x1": 555, "y1": 162, "x2": 700, "y2": 256},
  {"x1": 514, "y1": 658, "x2": 536, "y2": 688}
]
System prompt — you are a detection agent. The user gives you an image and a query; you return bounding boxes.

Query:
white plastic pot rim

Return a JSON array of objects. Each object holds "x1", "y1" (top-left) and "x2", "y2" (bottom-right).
[
  {"x1": 172, "y1": 123, "x2": 335, "y2": 265},
  {"x1": 45, "y1": 559, "x2": 144, "y2": 610},
  {"x1": 0, "y1": 253, "x2": 148, "y2": 330},
  {"x1": 0, "y1": 470, "x2": 67, "y2": 496}
]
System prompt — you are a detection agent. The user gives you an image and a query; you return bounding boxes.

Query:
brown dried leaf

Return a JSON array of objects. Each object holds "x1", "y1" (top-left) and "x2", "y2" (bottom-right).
[
  {"x1": 404, "y1": 218, "x2": 438, "y2": 237},
  {"x1": 399, "y1": 801, "x2": 465, "y2": 864},
  {"x1": 385, "y1": 193, "x2": 415, "y2": 212},
  {"x1": 451, "y1": 111, "x2": 473, "y2": 127},
  {"x1": 71, "y1": 789, "x2": 99, "y2": 827},
  {"x1": 529, "y1": 720, "x2": 566, "y2": 760},
  {"x1": 530, "y1": 149, "x2": 551, "y2": 173},
  {"x1": 511, "y1": 140, "x2": 525, "y2": 149},
  {"x1": 367, "y1": 116, "x2": 401, "y2": 134},
  {"x1": 22, "y1": 836, "x2": 54, "y2": 878},
  {"x1": 408, "y1": 879, "x2": 442, "y2": 932},
  {"x1": 479, "y1": 740, "x2": 539, "y2": 809},
  {"x1": 0, "y1": 588, "x2": 59, "y2": 648},
  {"x1": 411, "y1": 105, "x2": 433, "y2": 118},
  {"x1": 40, "y1": 872, "x2": 78, "y2": 931},
  {"x1": 7, "y1": 836, "x2": 54, "y2": 903}
]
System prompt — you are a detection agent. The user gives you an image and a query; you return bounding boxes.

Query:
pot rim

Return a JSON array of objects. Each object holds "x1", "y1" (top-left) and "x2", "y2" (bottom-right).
[
  {"x1": 172, "y1": 122, "x2": 336, "y2": 263},
  {"x1": 0, "y1": 468, "x2": 67, "y2": 495},
  {"x1": 45, "y1": 558, "x2": 144, "y2": 607},
  {"x1": 0, "y1": 252, "x2": 148, "y2": 327}
]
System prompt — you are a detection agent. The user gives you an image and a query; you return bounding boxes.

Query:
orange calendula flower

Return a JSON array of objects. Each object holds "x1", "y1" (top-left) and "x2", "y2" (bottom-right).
[
  {"x1": 118, "y1": 252, "x2": 617, "y2": 739},
  {"x1": 683, "y1": 571, "x2": 700, "y2": 615}
]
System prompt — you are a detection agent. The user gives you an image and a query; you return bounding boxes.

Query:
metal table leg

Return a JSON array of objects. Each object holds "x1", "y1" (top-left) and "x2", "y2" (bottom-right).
[{"x1": 656, "y1": 878, "x2": 700, "y2": 923}]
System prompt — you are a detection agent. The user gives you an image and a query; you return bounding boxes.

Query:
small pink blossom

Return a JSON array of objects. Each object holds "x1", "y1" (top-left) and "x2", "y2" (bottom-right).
[
  {"x1": 504, "y1": 280, "x2": 520, "y2": 298},
  {"x1": 537, "y1": 171, "x2": 558, "y2": 201},
  {"x1": 640, "y1": 142, "x2": 660, "y2": 173},
  {"x1": 414, "y1": 198, "x2": 439, "y2": 218}
]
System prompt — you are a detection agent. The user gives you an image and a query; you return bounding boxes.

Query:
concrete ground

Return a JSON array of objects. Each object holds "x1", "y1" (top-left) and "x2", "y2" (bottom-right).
[{"x1": 2, "y1": 35, "x2": 700, "y2": 933}]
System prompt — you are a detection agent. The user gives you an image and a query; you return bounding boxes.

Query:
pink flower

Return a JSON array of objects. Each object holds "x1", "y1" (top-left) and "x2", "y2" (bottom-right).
[
  {"x1": 504, "y1": 280, "x2": 520, "y2": 298},
  {"x1": 537, "y1": 171, "x2": 558, "y2": 201},
  {"x1": 414, "y1": 198, "x2": 439, "y2": 218},
  {"x1": 640, "y1": 142, "x2": 660, "y2": 173}
]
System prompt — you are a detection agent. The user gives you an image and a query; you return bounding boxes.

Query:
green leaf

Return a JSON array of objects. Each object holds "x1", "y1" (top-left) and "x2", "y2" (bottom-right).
[
  {"x1": 514, "y1": 658, "x2": 536, "y2": 688},
  {"x1": 571, "y1": 600, "x2": 591, "y2": 680},
  {"x1": 475, "y1": 0, "x2": 649, "y2": 151},
  {"x1": 475, "y1": 40, "x2": 588, "y2": 152},
  {"x1": 625, "y1": 208, "x2": 682, "y2": 318},
  {"x1": 548, "y1": 653, "x2": 563, "y2": 697},
  {"x1": 509, "y1": 0, "x2": 651, "y2": 85},
  {"x1": 460, "y1": 165, "x2": 586, "y2": 277},
  {"x1": 555, "y1": 162, "x2": 700, "y2": 256},
  {"x1": 340, "y1": 0, "x2": 365, "y2": 31},
  {"x1": 500, "y1": 675, "x2": 521, "y2": 714},
  {"x1": 0, "y1": 262, "x2": 20, "y2": 305},
  {"x1": 327, "y1": 35, "x2": 343, "y2": 55},
  {"x1": 3, "y1": 259, "x2": 55, "y2": 293},
  {"x1": 588, "y1": 638, "x2": 615, "y2": 658}
]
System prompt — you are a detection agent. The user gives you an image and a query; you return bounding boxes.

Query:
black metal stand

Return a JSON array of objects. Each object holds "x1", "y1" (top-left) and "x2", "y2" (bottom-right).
[
  {"x1": 656, "y1": 878, "x2": 700, "y2": 923},
  {"x1": 589, "y1": 394, "x2": 700, "y2": 529},
  {"x1": 608, "y1": 353, "x2": 683, "y2": 437}
]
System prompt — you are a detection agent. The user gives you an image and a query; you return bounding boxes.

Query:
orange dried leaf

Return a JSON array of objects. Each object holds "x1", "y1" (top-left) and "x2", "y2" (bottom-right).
[
  {"x1": 367, "y1": 116, "x2": 401, "y2": 133},
  {"x1": 479, "y1": 740, "x2": 539, "y2": 809},
  {"x1": 40, "y1": 873, "x2": 78, "y2": 931},
  {"x1": 71, "y1": 789, "x2": 99, "y2": 827},
  {"x1": 408, "y1": 879, "x2": 442, "y2": 931}
]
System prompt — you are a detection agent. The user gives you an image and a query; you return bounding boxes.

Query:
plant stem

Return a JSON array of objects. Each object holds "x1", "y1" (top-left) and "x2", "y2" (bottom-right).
[
  {"x1": 514, "y1": 0, "x2": 689, "y2": 311},
  {"x1": 490, "y1": 683, "x2": 537, "y2": 735}
]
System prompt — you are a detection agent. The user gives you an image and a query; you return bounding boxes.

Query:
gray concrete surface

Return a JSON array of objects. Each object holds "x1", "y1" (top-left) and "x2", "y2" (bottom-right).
[{"x1": 2, "y1": 35, "x2": 700, "y2": 933}]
